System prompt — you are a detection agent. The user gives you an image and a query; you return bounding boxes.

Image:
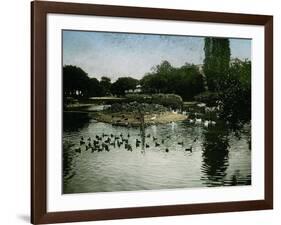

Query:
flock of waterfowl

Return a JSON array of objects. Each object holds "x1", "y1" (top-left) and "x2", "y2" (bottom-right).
[
  {"x1": 188, "y1": 118, "x2": 216, "y2": 127},
  {"x1": 74, "y1": 132, "x2": 196, "y2": 154}
]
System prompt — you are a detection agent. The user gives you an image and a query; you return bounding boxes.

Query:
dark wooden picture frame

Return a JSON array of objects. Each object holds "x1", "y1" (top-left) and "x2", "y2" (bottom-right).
[{"x1": 31, "y1": 1, "x2": 273, "y2": 224}]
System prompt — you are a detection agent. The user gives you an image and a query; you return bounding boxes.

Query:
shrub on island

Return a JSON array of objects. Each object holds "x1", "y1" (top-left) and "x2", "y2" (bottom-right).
[{"x1": 125, "y1": 93, "x2": 183, "y2": 109}]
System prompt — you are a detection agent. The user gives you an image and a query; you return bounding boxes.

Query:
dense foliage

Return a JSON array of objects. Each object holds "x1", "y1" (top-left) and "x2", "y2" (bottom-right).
[
  {"x1": 64, "y1": 61, "x2": 205, "y2": 102},
  {"x1": 194, "y1": 91, "x2": 219, "y2": 107},
  {"x1": 63, "y1": 65, "x2": 105, "y2": 98},
  {"x1": 63, "y1": 65, "x2": 90, "y2": 97},
  {"x1": 126, "y1": 93, "x2": 183, "y2": 109},
  {"x1": 141, "y1": 61, "x2": 205, "y2": 101},
  {"x1": 100, "y1": 76, "x2": 112, "y2": 96},
  {"x1": 218, "y1": 59, "x2": 251, "y2": 128},
  {"x1": 203, "y1": 38, "x2": 231, "y2": 91},
  {"x1": 111, "y1": 77, "x2": 138, "y2": 96},
  {"x1": 87, "y1": 78, "x2": 103, "y2": 97}
]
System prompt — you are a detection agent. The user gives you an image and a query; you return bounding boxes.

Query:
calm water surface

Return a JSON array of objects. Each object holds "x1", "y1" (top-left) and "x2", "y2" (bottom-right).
[{"x1": 63, "y1": 112, "x2": 251, "y2": 194}]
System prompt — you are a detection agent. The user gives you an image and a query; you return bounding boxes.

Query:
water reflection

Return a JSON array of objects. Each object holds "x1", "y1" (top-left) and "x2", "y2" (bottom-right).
[
  {"x1": 63, "y1": 112, "x2": 251, "y2": 193},
  {"x1": 63, "y1": 112, "x2": 90, "y2": 132},
  {"x1": 201, "y1": 122, "x2": 230, "y2": 186},
  {"x1": 63, "y1": 141, "x2": 77, "y2": 185}
]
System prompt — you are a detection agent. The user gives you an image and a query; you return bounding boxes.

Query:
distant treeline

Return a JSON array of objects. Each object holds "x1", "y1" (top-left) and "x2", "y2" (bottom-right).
[
  {"x1": 63, "y1": 61, "x2": 205, "y2": 101},
  {"x1": 63, "y1": 65, "x2": 138, "y2": 98}
]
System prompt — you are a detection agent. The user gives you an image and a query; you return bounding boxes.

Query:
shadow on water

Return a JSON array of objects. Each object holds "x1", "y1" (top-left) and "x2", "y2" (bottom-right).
[
  {"x1": 63, "y1": 141, "x2": 77, "y2": 191},
  {"x1": 63, "y1": 111, "x2": 90, "y2": 191},
  {"x1": 201, "y1": 121, "x2": 230, "y2": 186},
  {"x1": 138, "y1": 108, "x2": 146, "y2": 153},
  {"x1": 63, "y1": 111, "x2": 90, "y2": 132}
]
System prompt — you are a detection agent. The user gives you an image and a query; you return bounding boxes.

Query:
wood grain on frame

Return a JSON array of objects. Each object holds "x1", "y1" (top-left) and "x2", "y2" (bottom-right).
[{"x1": 31, "y1": 1, "x2": 273, "y2": 224}]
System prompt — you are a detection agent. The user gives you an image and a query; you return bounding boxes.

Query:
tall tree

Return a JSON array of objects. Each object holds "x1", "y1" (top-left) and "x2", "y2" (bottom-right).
[
  {"x1": 100, "y1": 76, "x2": 112, "y2": 96},
  {"x1": 63, "y1": 65, "x2": 90, "y2": 98},
  {"x1": 203, "y1": 37, "x2": 231, "y2": 91},
  {"x1": 111, "y1": 77, "x2": 138, "y2": 96},
  {"x1": 88, "y1": 77, "x2": 103, "y2": 97},
  {"x1": 218, "y1": 59, "x2": 251, "y2": 129}
]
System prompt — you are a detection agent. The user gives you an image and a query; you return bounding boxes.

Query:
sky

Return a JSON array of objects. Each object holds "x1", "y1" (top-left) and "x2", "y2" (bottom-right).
[{"x1": 63, "y1": 30, "x2": 251, "y2": 81}]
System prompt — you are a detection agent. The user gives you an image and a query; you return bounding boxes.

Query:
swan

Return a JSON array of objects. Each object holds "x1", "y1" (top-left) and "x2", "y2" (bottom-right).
[
  {"x1": 204, "y1": 120, "x2": 210, "y2": 127},
  {"x1": 211, "y1": 121, "x2": 216, "y2": 125},
  {"x1": 151, "y1": 115, "x2": 156, "y2": 120}
]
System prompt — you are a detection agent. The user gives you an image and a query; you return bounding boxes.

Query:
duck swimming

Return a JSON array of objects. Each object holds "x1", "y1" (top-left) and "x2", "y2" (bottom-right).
[
  {"x1": 185, "y1": 146, "x2": 193, "y2": 152},
  {"x1": 75, "y1": 147, "x2": 81, "y2": 153}
]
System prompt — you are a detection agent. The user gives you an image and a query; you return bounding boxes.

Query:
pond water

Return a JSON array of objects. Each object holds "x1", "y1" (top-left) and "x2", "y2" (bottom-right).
[{"x1": 63, "y1": 111, "x2": 251, "y2": 194}]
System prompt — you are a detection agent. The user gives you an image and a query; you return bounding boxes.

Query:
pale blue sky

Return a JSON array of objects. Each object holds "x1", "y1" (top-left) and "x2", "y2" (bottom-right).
[{"x1": 63, "y1": 30, "x2": 251, "y2": 81}]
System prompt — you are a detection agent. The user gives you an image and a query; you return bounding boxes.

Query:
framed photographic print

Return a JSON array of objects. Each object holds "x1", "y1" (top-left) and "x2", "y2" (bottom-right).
[{"x1": 31, "y1": 1, "x2": 273, "y2": 224}]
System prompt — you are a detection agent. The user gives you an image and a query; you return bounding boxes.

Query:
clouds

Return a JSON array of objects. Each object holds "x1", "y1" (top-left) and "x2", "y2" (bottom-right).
[{"x1": 63, "y1": 30, "x2": 251, "y2": 81}]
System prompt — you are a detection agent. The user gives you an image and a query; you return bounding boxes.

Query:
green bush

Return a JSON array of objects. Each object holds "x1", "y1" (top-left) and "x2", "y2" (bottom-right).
[
  {"x1": 125, "y1": 93, "x2": 183, "y2": 109},
  {"x1": 194, "y1": 91, "x2": 219, "y2": 106}
]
